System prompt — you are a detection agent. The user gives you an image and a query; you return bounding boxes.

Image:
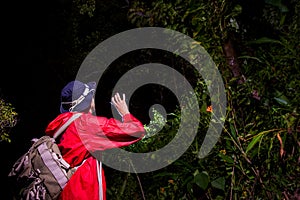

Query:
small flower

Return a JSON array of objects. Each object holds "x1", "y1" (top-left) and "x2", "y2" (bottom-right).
[
  {"x1": 160, "y1": 187, "x2": 165, "y2": 193},
  {"x1": 220, "y1": 149, "x2": 226, "y2": 155},
  {"x1": 206, "y1": 105, "x2": 212, "y2": 112},
  {"x1": 168, "y1": 179, "x2": 174, "y2": 184}
]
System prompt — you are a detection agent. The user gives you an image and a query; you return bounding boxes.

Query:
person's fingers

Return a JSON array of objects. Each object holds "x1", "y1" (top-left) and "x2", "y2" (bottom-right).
[
  {"x1": 111, "y1": 96, "x2": 116, "y2": 105},
  {"x1": 111, "y1": 93, "x2": 129, "y2": 116},
  {"x1": 115, "y1": 93, "x2": 121, "y2": 102},
  {"x1": 112, "y1": 93, "x2": 127, "y2": 105}
]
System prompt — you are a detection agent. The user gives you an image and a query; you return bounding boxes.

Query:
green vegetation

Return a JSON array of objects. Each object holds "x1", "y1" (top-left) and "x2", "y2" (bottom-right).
[
  {"x1": 0, "y1": 98, "x2": 18, "y2": 143},
  {"x1": 106, "y1": 0, "x2": 300, "y2": 199}
]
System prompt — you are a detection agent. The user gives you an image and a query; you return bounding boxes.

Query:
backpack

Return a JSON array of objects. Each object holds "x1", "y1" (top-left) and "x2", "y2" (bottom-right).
[{"x1": 8, "y1": 113, "x2": 82, "y2": 200}]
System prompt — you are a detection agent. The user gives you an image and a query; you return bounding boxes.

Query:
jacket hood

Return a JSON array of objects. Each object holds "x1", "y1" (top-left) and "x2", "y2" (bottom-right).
[{"x1": 45, "y1": 112, "x2": 76, "y2": 137}]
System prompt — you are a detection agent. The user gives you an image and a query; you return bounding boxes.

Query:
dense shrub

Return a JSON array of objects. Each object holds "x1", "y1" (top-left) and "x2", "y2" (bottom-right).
[{"x1": 105, "y1": 0, "x2": 300, "y2": 199}]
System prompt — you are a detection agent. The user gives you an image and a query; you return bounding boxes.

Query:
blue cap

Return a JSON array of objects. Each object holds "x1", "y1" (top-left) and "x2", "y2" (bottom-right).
[{"x1": 60, "y1": 80, "x2": 96, "y2": 113}]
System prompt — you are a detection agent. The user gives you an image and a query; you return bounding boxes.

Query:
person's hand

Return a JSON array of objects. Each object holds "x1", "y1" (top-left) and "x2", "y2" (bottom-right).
[{"x1": 111, "y1": 93, "x2": 130, "y2": 116}]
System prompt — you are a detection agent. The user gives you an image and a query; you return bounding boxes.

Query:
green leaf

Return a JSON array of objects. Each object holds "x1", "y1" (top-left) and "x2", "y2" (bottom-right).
[
  {"x1": 274, "y1": 97, "x2": 288, "y2": 105},
  {"x1": 238, "y1": 55, "x2": 262, "y2": 63},
  {"x1": 246, "y1": 134, "x2": 263, "y2": 154},
  {"x1": 248, "y1": 37, "x2": 282, "y2": 45},
  {"x1": 273, "y1": 90, "x2": 290, "y2": 105},
  {"x1": 211, "y1": 177, "x2": 225, "y2": 191},
  {"x1": 218, "y1": 153, "x2": 234, "y2": 164},
  {"x1": 229, "y1": 123, "x2": 238, "y2": 141},
  {"x1": 194, "y1": 171, "x2": 210, "y2": 190}
]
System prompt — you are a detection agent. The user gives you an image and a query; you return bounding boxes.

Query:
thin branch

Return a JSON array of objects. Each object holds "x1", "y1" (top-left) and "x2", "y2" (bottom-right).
[
  {"x1": 229, "y1": 155, "x2": 236, "y2": 200},
  {"x1": 130, "y1": 160, "x2": 146, "y2": 200}
]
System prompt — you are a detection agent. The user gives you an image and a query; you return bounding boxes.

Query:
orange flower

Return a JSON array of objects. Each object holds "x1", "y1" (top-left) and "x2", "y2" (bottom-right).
[
  {"x1": 206, "y1": 105, "x2": 212, "y2": 112},
  {"x1": 168, "y1": 179, "x2": 174, "y2": 184}
]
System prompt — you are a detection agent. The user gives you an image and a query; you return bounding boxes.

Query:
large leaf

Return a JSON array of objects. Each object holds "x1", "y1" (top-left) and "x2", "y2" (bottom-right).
[
  {"x1": 211, "y1": 177, "x2": 225, "y2": 191},
  {"x1": 194, "y1": 171, "x2": 210, "y2": 190}
]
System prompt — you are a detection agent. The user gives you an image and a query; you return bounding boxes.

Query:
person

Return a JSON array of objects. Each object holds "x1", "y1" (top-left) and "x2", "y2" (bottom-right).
[{"x1": 45, "y1": 80, "x2": 145, "y2": 200}]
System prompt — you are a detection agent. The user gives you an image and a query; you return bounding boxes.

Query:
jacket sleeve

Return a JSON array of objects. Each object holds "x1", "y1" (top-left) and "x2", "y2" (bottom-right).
[
  {"x1": 78, "y1": 113, "x2": 145, "y2": 152},
  {"x1": 103, "y1": 114, "x2": 145, "y2": 141}
]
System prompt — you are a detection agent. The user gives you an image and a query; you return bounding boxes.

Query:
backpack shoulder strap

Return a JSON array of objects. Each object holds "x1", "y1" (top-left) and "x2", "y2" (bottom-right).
[{"x1": 53, "y1": 113, "x2": 83, "y2": 139}]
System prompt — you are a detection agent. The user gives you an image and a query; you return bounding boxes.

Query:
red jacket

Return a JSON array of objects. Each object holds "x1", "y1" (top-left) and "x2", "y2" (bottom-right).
[{"x1": 45, "y1": 112, "x2": 145, "y2": 200}]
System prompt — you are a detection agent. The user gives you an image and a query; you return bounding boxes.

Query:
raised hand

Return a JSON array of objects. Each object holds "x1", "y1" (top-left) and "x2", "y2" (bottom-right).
[{"x1": 111, "y1": 93, "x2": 130, "y2": 117}]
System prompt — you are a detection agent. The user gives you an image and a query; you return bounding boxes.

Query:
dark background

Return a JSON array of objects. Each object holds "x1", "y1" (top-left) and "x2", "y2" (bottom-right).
[{"x1": 1, "y1": 1, "x2": 62, "y2": 199}]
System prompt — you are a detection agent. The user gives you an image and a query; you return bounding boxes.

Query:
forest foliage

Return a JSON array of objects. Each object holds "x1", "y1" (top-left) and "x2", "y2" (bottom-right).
[{"x1": 108, "y1": 0, "x2": 300, "y2": 199}]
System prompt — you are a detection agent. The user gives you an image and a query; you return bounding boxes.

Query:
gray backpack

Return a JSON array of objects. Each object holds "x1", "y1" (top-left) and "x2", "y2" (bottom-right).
[{"x1": 8, "y1": 113, "x2": 82, "y2": 200}]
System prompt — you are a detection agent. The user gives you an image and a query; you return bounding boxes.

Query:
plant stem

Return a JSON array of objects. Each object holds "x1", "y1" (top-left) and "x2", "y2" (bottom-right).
[{"x1": 130, "y1": 160, "x2": 146, "y2": 200}]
